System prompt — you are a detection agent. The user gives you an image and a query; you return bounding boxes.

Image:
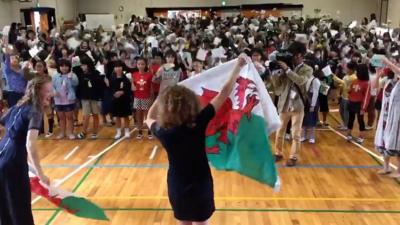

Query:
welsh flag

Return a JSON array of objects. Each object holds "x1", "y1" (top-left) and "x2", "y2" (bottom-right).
[
  {"x1": 29, "y1": 172, "x2": 108, "y2": 221},
  {"x1": 180, "y1": 59, "x2": 281, "y2": 188}
]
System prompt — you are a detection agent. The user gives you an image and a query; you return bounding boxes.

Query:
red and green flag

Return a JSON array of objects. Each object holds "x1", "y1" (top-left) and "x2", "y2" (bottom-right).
[
  {"x1": 29, "y1": 173, "x2": 108, "y2": 221},
  {"x1": 180, "y1": 59, "x2": 281, "y2": 188}
]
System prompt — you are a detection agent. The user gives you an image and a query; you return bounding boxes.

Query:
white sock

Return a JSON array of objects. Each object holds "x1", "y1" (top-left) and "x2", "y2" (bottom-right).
[
  {"x1": 115, "y1": 128, "x2": 121, "y2": 136},
  {"x1": 124, "y1": 128, "x2": 130, "y2": 134}
]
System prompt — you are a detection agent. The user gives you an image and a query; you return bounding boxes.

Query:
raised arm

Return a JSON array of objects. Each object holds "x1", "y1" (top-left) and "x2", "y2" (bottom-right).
[
  {"x1": 383, "y1": 57, "x2": 400, "y2": 75},
  {"x1": 285, "y1": 66, "x2": 313, "y2": 86},
  {"x1": 210, "y1": 55, "x2": 246, "y2": 111}
]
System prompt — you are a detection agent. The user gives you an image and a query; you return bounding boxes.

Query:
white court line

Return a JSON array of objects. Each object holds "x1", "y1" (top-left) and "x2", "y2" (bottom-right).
[
  {"x1": 149, "y1": 145, "x2": 158, "y2": 160},
  {"x1": 31, "y1": 128, "x2": 138, "y2": 205},
  {"x1": 63, "y1": 146, "x2": 80, "y2": 160},
  {"x1": 328, "y1": 126, "x2": 398, "y2": 170}
]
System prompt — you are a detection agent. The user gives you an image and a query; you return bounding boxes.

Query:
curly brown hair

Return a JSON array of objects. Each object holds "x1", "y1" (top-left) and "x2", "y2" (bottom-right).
[
  {"x1": 158, "y1": 85, "x2": 201, "y2": 129},
  {"x1": 17, "y1": 76, "x2": 52, "y2": 113}
]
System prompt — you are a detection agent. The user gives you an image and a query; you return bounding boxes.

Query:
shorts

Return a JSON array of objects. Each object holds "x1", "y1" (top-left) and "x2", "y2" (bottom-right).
[
  {"x1": 319, "y1": 94, "x2": 329, "y2": 112},
  {"x1": 82, "y1": 100, "x2": 101, "y2": 115},
  {"x1": 133, "y1": 98, "x2": 152, "y2": 110},
  {"x1": 55, "y1": 103, "x2": 75, "y2": 112}
]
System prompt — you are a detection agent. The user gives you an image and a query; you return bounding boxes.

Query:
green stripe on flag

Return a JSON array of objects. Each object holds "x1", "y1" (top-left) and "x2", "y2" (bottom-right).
[{"x1": 206, "y1": 113, "x2": 278, "y2": 187}]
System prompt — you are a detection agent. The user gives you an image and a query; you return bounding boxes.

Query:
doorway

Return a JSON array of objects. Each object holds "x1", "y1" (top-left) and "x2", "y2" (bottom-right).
[{"x1": 20, "y1": 7, "x2": 56, "y2": 34}]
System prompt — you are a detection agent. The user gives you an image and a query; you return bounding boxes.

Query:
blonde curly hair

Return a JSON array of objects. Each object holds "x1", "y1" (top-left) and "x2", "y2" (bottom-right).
[
  {"x1": 158, "y1": 85, "x2": 201, "y2": 129},
  {"x1": 17, "y1": 76, "x2": 52, "y2": 112}
]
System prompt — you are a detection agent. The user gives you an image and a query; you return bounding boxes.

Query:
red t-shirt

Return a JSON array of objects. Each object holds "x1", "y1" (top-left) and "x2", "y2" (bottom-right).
[
  {"x1": 132, "y1": 72, "x2": 153, "y2": 99},
  {"x1": 150, "y1": 64, "x2": 161, "y2": 93},
  {"x1": 348, "y1": 80, "x2": 371, "y2": 111}
]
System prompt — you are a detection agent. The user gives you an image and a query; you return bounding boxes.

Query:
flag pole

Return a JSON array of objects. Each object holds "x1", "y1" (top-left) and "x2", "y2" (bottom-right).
[{"x1": 31, "y1": 128, "x2": 137, "y2": 204}]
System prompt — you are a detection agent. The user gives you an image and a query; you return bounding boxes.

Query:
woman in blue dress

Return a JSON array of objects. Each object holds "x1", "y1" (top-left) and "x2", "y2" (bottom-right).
[
  {"x1": 145, "y1": 56, "x2": 246, "y2": 225},
  {"x1": 0, "y1": 76, "x2": 53, "y2": 225}
]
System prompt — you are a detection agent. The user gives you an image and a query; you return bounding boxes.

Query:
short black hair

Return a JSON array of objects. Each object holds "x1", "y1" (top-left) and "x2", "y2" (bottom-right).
[
  {"x1": 288, "y1": 41, "x2": 307, "y2": 56},
  {"x1": 356, "y1": 64, "x2": 369, "y2": 81},
  {"x1": 113, "y1": 60, "x2": 125, "y2": 68},
  {"x1": 347, "y1": 61, "x2": 358, "y2": 71},
  {"x1": 57, "y1": 59, "x2": 72, "y2": 73}
]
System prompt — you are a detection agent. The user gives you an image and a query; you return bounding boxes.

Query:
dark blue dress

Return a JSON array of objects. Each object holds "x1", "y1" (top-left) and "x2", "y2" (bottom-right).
[
  {"x1": 0, "y1": 104, "x2": 43, "y2": 225},
  {"x1": 151, "y1": 104, "x2": 216, "y2": 221}
]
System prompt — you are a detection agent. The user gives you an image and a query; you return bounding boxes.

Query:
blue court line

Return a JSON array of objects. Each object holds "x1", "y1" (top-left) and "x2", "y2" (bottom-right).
[{"x1": 42, "y1": 164, "x2": 381, "y2": 169}]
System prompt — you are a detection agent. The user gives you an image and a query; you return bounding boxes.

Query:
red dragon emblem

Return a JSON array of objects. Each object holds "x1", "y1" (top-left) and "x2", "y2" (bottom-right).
[{"x1": 199, "y1": 77, "x2": 260, "y2": 154}]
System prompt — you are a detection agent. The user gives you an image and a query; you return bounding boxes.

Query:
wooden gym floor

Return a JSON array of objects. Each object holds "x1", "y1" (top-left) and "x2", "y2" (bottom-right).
[{"x1": 31, "y1": 110, "x2": 400, "y2": 225}]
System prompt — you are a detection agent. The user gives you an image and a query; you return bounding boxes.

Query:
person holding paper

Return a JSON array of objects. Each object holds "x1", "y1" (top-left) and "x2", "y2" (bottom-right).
[
  {"x1": 4, "y1": 45, "x2": 27, "y2": 107},
  {"x1": 251, "y1": 48, "x2": 267, "y2": 79},
  {"x1": 0, "y1": 76, "x2": 52, "y2": 225},
  {"x1": 301, "y1": 74, "x2": 321, "y2": 144},
  {"x1": 332, "y1": 62, "x2": 358, "y2": 130},
  {"x1": 76, "y1": 57, "x2": 104, "y2": 140}
]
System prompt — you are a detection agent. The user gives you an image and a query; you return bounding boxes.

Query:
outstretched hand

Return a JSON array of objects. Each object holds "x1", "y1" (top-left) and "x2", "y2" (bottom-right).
[{"x1": 39, "y1": 174, "x2": 50, "y2": 186}]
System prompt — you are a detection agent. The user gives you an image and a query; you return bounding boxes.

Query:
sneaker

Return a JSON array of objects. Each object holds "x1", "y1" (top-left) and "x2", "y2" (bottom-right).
[
  {"x1": 90, "y1": 134, "x2": 98, "y2": 140},
  {"x1": 136, "y1": 133, "x2": 143, "y2": 139},
  {"x1": 124, "y1": 129, "x2": 131, "y2": 139},
  {"x1": 365, "y1": 126, "x2": 374, "y2": 130},
  {"x1": 45, "y1": 132, "x2": 54, "y2": 138},
  {"x1": 148, "y1": 134, "x2": 154, "y2": 140},
  {"x1": 77, "y1": 132, "x2": 86, "y2": 140},
  {"x1": 309, "y1": 139, "x2": 316, "y2": 144},
  {"x1": 274, "y1": 154, "x2": 283, "y2": 162},
  {"x1": 377, "y1": 169, "x2": 392, "y2": 175},
  {"x1": 68, "y1": 134, "x2": 76, "y2": 140},
  {"x1": 355, "y1": 137, "x2": 364, "y2": 144},
  {"x1": 56, "y1": 133, "x2": 65, "y2": 140},
  {"x1": 346, "y1": 136, "x2": 353, "y2": 141},
  {"x1": 286, "y1": 157, "x2": 298, "y2": 167},
  {"x1": 114, "y1": 132, "x2": 122, "y2": 140},
  {"x1": 284, "y1": 133, "x2": 291, "y2": 140},
  {"x1": 300, "y1": 137, "x2": 307, "y2": 142},
  {"x1": 323, "y1": 123, "x2": 329, "y2": 127}
]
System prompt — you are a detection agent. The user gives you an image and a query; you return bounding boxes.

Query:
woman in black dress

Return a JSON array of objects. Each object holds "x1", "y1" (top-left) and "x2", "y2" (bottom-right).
[
  {"x1": 145, "y1": 56, "x2": 246, "y2": 225},
  {"x1": 0, "y1": 76, "x2": 52, "y2": 225}
]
